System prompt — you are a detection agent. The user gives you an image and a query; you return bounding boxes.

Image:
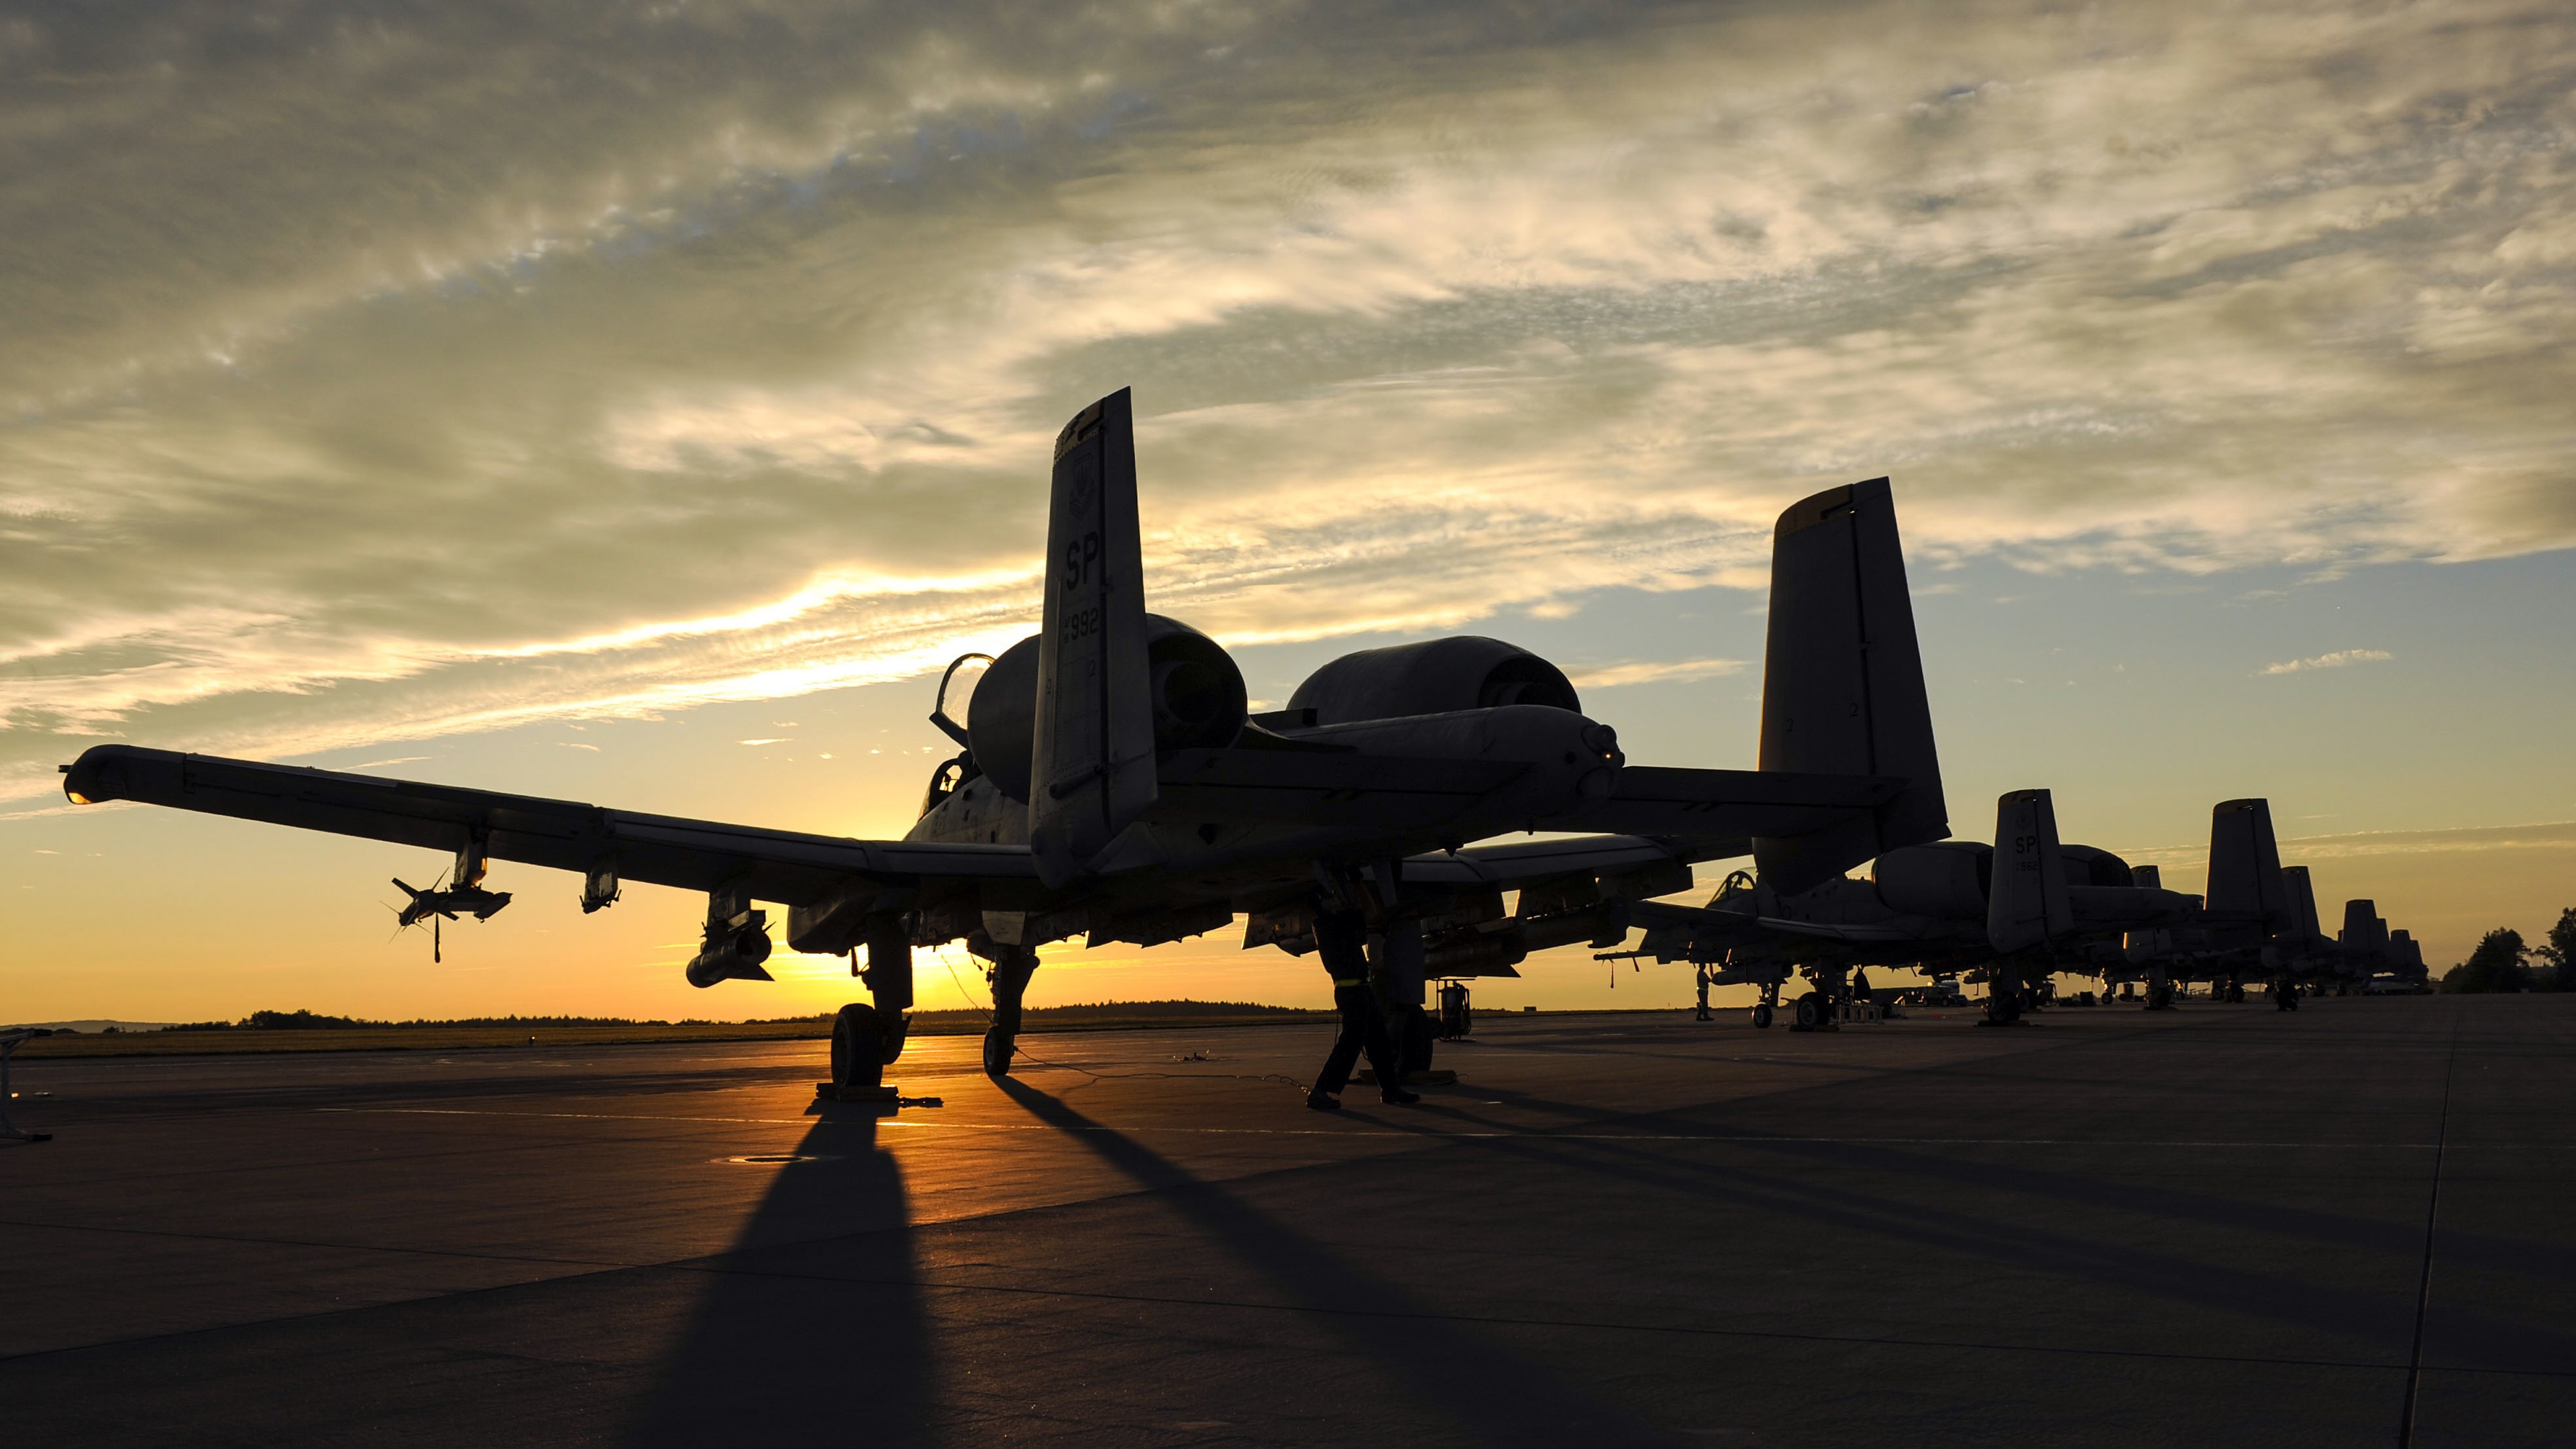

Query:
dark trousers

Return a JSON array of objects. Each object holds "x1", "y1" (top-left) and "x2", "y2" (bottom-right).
[{"x1": 1316, "y1": 981, "x2": 1401, "y2": 1096}]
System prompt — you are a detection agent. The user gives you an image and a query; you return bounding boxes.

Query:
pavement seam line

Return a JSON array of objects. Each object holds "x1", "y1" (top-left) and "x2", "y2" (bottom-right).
[{"x1": 2396, "y1": 1014, "x2": 2461, "y2": 1447}]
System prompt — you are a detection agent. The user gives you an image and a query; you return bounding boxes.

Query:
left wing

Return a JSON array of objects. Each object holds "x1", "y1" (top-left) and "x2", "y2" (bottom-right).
[{"x1": 61, "y1": 745, "x2": 1039, "y2": 907}]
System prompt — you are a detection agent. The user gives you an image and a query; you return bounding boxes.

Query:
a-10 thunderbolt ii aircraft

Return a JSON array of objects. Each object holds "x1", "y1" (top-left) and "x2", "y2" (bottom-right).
[
  {"x1": 1615, "y1": 788, "x2": 2198, "y2": 1026},
  {"x1": 60, "y1": 388, "x2": 1949, "y2": 1092}
]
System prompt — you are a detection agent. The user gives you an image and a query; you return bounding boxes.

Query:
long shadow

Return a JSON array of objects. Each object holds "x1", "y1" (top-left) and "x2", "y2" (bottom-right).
[
  {"x1": 994, "y1": 1075, "x2": 1686, "y2": 1448},
  {"x1": 1409, "y1": 1102, "x2": 2576, "y2": 1377},
  {"x1": 1476, "y1": 1008, "x2": 2576, "y2": 1287},
  {"x1": 625, "y1": 1104, "x2": 931, "y2": 1446}
]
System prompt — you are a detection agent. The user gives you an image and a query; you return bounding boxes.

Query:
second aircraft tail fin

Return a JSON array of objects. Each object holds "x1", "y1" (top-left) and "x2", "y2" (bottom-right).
[
  {"x1": 1754, "y1": 478, "x2": 1947, "y2": 896},
  {"x1": 1029, "y1": 388, "x2": 1158, "y2": 888},
  {"x1": 2280, "y1": 865, "x2": 2322, "y2": 941},
  {"x1": 2206, "y1": 798, "x2": 2296, "y2": 940},
  {"x1": 1987, "y1": 788, "x2": 2072, "y2": 955}
]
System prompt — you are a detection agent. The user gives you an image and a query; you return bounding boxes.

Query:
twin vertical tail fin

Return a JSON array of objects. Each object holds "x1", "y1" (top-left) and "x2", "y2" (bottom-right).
[
  {"x1": 1029, "y1": 388, "x2": 1159, "y2": 889},
  {"x1": 2205, "y1": 798, "x2": 2296, "y2": 943},
  {"x1": 1754, "y1": 478, "x2": 1947, "y2": 896},
  {"x1": 1987, "y1": 789, "x2": 2072, "y2": 955}
]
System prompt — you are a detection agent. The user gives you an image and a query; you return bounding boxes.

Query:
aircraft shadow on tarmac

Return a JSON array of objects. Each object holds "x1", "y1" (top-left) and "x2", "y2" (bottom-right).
[
  {"x1": 625, "y1": 1106, "x2": 932, "y2": 1447},
  {"x1": 992, "y1": 1075, "x2": 1686, "y2": 1449}
]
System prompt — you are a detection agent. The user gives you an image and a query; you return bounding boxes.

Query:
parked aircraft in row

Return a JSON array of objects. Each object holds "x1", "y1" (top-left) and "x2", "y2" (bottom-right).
[{"x1": 1618, "y1": 790, "x2": 2426, "y2": 1024}]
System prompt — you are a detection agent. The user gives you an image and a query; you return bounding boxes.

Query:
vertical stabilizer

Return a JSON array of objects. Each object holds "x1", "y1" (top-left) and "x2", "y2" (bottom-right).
[
  {"x1": 1029, "y1": 388, "x2": 1157, "y2": 888},
  {"x1": 1988, "y1": 789, "x2": 2072, "y2": 954},
  {"x1": 2280, "y1": 865, "x2": 2322, "y2": 941},
  {"x1": 1754, "y1": 478, "x2": 1947, "y2": 895},
  {"x1": 2206, "y1": 799, "x2": 2294, "y2": 937}
]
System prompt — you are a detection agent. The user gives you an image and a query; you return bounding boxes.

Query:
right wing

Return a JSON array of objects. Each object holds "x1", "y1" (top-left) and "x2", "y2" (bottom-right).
[{"x1": 61, "y1": 745, "x2": 1039, "y2": 908}]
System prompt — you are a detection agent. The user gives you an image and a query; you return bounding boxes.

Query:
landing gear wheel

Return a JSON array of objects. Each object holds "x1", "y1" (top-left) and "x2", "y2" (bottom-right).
[
  {"x1": 831, "y1": 1003, "x2": 888, "y2": 1092},
  {"x1": 1750, "y1": 1003, "x2": 1774, "y2": 1030},
  {"x1": 2145, "y1": 983, "x2": 2173, "y2": 1011},
  {"x1": 982, "y1": 1026, "x2": 1015, "y2": 1077},
  {"x1": 1984, "y1": 992, "x2": 2023, "y2": 1026},
  {"x1": 1792, "y1": 995, "x2": 1821, "y2": 1030}
]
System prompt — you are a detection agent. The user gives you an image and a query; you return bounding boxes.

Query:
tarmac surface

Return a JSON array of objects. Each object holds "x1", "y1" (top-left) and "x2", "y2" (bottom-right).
[{"x1": 2, "y1": 994, "x2": 2569, "y2": 1446}]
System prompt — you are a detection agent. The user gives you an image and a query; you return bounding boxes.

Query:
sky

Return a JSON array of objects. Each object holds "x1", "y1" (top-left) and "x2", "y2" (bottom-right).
[{"x1": 3, "y1": 0, "x2": 2573, "y2": 1024}]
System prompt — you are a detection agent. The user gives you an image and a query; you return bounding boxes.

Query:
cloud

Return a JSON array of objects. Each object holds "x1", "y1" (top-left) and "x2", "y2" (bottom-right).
[
  {"x1": 2125, "y1": 820, "x2": 2576, "y2": 869},
  {"x1": 1566, "y1": 658, "x2": 1747, "y2": 690},
  {"x1": 3, "y1": 0, "x2": 2573, "y2": 799},
  {"x1": 2261, "y1": 648, "x2": 2394, "y2": 675}
]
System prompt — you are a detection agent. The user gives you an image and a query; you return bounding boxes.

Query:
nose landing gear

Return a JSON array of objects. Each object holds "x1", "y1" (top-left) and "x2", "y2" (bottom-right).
[{"x1": 981, "y1": 943, "x2": 1038, "y2": 1077}]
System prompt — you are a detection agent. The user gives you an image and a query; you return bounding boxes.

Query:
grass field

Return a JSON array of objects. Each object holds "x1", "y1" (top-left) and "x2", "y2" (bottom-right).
[{"x1": 13, "y1": 1010, "x2": 1342, "y2": 1059}]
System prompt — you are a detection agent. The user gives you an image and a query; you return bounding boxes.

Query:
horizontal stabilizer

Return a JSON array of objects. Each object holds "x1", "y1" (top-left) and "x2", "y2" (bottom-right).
[{"x1": 1536, "y1": 766, "x2": 1898, "y2": 851}]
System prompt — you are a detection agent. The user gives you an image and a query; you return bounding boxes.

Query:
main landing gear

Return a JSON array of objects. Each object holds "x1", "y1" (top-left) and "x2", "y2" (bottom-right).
[
  {"x1": 831, "y1": 1002, "x2": 901, "y2": 1092},
  {"x1": 826, "y1": 914, "x2": 915, "y2": 1099}
]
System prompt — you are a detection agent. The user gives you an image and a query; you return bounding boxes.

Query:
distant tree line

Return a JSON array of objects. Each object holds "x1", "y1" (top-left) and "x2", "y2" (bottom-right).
[
  {"x1": 160, "y1": 1010, "x2": 692, "y2": 1032},
  {"x1": 150, "y1": 1000, "x2": 1327, "y2": 1032},
  {"x1": 2441, "y1": 908, "x2": 2576, "y2": 994}
]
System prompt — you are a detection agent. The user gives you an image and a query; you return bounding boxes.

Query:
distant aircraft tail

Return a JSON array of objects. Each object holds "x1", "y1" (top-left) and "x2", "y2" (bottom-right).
[
  {"x1": 1028, "y1": 388, "x2": 1159, "y2": 888},
  {"x1": 2279, "y1": 865, "x2": 2323, "y2": 941},
  {"x1": 1987, "y1": 789, "x2": 2072, "y2": 955},
  {"x1": 2339, "y1": 899, "x2": 2388, "y2": 960},
  {"x1": 1754, "y1": 478, "x2": 1947, "y2": 894},
  {"x1": 2205, "y1": 799, "x2": 2296, "y2": 941}
]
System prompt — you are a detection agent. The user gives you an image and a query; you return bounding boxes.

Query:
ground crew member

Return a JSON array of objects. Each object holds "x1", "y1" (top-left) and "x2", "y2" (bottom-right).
[
  {"x1": 1694, "y1": 963, "x2": 1712, "y2": 1022},
  {"x1": 1307, "y1": 906, "x2": 1415, "y2": 1110}
]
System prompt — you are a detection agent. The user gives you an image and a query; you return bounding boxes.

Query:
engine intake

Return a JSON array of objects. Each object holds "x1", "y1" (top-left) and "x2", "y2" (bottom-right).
[{"x1": 1287, "y1": 636, "x2": 1579, "y2": 726}]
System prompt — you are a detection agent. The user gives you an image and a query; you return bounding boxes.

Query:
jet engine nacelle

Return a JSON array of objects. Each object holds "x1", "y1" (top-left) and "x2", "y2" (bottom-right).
[
  {"x1": 685, "y1": 923, "x2": 775, "y2": 988},
  {"x1": 2059, "y1": 844, "x2": 2136, "y2": 889},
  {"x1": 965, "y1": 614, "x2": 1248, "y2": 803},
  {"x1": 1871, "y1": 841, "x2": 1991, "y2": 919},
  {"x1": 1287, "y1": 636, "x2": 1579, "y2": 726}
]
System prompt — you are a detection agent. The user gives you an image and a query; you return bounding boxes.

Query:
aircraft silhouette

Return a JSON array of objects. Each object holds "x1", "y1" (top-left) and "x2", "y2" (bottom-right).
[{"x1": 62, "y1": 388, "x2": 1949, "y2": 1088}]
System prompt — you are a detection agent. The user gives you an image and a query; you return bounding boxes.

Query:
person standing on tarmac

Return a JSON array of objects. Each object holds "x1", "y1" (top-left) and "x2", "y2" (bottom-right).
[
  {"x1": 1694, "y1": 963, "x2": 1713, "y2": 1022},
  {"x1": 1307, "y1": 904, "x2": 1417, "y2": 1111}
]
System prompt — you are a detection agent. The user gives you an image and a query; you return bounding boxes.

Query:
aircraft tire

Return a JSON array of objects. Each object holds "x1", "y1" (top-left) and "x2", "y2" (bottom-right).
[
  {"x1": 1750, "y1": 1003, "x2": 1773, "y2": 1030},
  {"x1": 981, "y1": 1027, "x2": 1014, "y2": 1077},
  {"x1": 1793, "y1": 995, "x2": 1821, "y2": 1030},
  {"x1": 832, "y1": 1003, "x2": 888, "y2": 1091}
]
